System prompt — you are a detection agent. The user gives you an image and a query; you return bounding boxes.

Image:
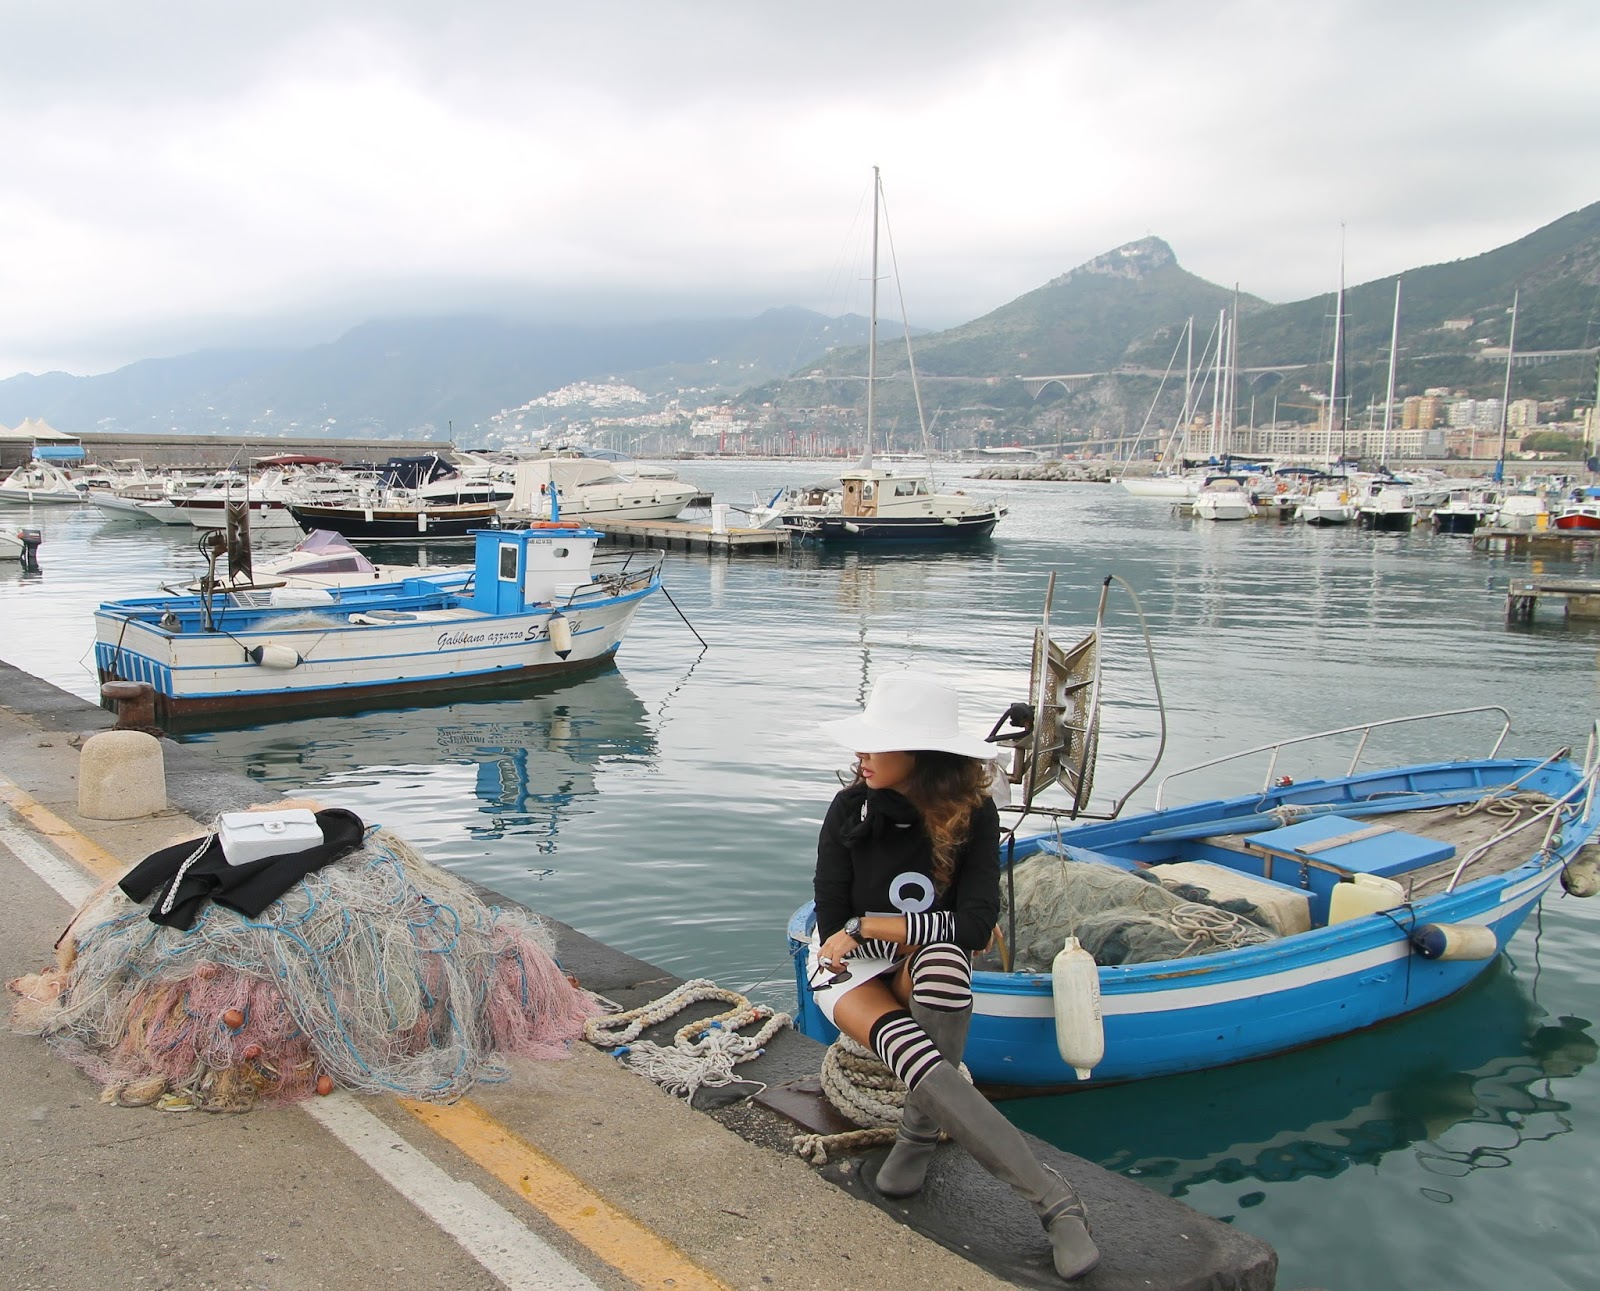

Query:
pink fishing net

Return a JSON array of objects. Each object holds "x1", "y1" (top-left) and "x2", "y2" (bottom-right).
[{"x1": 8, "y1": 828, "x2": 599, "y2": 1111}]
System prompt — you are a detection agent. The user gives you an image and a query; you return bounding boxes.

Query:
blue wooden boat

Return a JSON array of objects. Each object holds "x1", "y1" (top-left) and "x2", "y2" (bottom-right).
[
  {"x1": 93, "y1": 524, "x2": 661, "y2": 722},
  {"x1": 789, "y1": 710, "x2": 1600, "y2": 1090}
]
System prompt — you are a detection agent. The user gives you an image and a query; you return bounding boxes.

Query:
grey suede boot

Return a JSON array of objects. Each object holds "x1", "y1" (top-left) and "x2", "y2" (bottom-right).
[
  {"x1": 874, "y1": 1002, "x2": 972, "y2": 1198},
  {"x1": 912, "y1": 1061, "x2": 1100, "y2": 1282}
]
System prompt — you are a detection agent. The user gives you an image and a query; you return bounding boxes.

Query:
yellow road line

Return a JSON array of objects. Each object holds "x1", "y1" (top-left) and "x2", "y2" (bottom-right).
[
  {"x1": 0, "y1": 773, "x2": 126, "y2": 881},
  {"x1": 401, "y1": 1097, "x2": 733, "y2": 1291}
]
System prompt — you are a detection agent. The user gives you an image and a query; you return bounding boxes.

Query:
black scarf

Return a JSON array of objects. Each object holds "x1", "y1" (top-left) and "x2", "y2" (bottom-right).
[{"x1": 119, "y1": 807, "x2": 366, "y2": 930}]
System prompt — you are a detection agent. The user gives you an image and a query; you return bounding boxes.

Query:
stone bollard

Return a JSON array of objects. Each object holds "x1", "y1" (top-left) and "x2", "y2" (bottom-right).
[
  {"x1": 78, "y1": 730, "x2": 168, "y2": 820},
  {"x1": 100, "y1": 680, "x2": 158, "y2": 731}
]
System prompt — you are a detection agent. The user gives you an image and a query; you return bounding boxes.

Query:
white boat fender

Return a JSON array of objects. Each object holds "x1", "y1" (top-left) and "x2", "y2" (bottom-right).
[
  {"x1": 843, "y1": 521, "x2": 861, "y2": 534},
  {"x1": 1561, "y1": 843, "x2": 1600, "y2": 898},
  {"x1": 547, "y1": 612, "x2": 573, "y2": 659},
  {"x1": 1051, "y1": 936, "x2": 1103, "y2": 1080},
  {"x1": 1410, "y1": 923, "x2": 1499, "y2": 961},
  {"x1": 246, "y1": 643, "x2": 303, "y2": 669},
  {"x1": 941, "y1": 515, "x2": 960, "y2": 526}
]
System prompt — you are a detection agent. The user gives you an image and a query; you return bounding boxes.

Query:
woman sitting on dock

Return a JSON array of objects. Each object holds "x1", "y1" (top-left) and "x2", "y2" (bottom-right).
[{"x1": 808, "y1": 672, "x2": 1099, "y2": 1281}]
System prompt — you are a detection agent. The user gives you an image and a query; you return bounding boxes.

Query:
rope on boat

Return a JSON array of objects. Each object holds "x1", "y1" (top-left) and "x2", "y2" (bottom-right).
[
  {"x1": 1455, "y1": 790, "x2": 1554, "y2": 820},
  {"x1": 582, "y1": 978, "x2": 790, "y2": 1102},
  {"x1": 1167, "y1": 901, "x2": 1275, "y2": 955}
]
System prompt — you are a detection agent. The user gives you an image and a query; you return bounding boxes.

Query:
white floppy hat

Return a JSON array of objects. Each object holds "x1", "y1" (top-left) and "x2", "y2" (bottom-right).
[{"x1": 820, "y1": 671, "x2": 995, "y2": 761}]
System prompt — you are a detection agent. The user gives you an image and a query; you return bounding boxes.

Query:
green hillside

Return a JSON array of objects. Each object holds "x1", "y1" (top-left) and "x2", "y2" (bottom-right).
[{"x1": 751, "y1": 203, "x2": 1600, "y2": 446}]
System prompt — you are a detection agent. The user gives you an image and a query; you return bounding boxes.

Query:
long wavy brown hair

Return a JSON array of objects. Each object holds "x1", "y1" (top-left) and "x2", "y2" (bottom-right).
[{"x1": 851, "y1": 751, "x2": 991, "y2": 892}]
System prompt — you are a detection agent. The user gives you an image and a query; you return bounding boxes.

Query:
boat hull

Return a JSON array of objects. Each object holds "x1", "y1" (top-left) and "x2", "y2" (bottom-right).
[
  {"x1": 788, "y1": 753, "x2": 1597, "y2": 1089},
  {"x1": 784, "y1": 512, "x2": 1002, "y2": 543},
  {"x1": 1431, "y1": 511, "x2": 1481, "y2": 535},
  {"x1": 93, "y1": 576, "x2": 656, "y2": 720},
  {"x1": 1120, "y1": 477, "x2": 1193, "y2": 499},
  {"x1": 1358, "y1": 511, "x2": 1415, "y2": 532},
  {"x1": 0, "y1": 487, "x2": 82, "y2": 505},
  {"x1": 1553, "y1": 512, "x2": 1600, "y2": 532},
  {"x1": 285, "y1": 502, "x2": 502, "y2": 541},
  {"x1": 176, "y1": 498, "x2": 302, "y2": 531}
]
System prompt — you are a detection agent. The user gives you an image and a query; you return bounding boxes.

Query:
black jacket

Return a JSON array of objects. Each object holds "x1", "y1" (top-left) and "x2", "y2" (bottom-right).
[
  {"x1": 813, "y1": 782, "x2": 999, "y2": 951},
  {"x1": 119, "y1": 807, "x2": 366, "y2": 930}
]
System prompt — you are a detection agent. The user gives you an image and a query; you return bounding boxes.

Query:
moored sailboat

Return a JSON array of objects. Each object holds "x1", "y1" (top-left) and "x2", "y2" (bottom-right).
[{"x1": 778, "y1": 168, "x2": 1006, "y2": 543}]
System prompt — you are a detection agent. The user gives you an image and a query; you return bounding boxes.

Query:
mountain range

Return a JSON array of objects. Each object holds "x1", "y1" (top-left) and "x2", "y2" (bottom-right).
[{"x1": 3, "y1": 202, "x2": 1597, "y2": 446}]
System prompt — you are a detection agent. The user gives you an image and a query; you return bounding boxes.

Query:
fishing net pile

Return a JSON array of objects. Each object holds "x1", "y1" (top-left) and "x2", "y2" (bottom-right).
[
  {"x1": 8, "y1": 826, "x2": 598, "y2": 1112},
  {"x1": 997, "y1": 847, "x2": 1278, "y2": 971}
]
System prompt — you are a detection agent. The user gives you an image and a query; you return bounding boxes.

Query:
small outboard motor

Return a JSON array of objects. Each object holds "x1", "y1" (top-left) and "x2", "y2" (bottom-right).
[{"x1": 17, "y1": 529, "x2": 42, "y2": 574}]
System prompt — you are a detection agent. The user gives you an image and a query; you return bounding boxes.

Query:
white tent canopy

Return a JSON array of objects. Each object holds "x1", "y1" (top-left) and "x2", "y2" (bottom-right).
[{"x1": 0, "y1": 417, "x2": 78, "y2": 442}]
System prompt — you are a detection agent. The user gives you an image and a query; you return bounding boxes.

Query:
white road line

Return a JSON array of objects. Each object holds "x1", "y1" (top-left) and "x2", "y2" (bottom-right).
[
  {"x1": 0, "y1": 812, "x2": 97, "y2": 906},
  {"x1": 303, "y1": 1095, "x2": 601, "y2": 1291}
]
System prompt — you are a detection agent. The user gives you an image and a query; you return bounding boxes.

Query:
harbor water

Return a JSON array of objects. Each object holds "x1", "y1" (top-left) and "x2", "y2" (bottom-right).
[{"x1": 2, "y1": 460, "x2": 1597, "y2": 1291}]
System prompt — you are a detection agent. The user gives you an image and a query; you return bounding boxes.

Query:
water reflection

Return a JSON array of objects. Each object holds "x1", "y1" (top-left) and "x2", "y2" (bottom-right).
[
  {"x1": 178, "y1": 667, "x2": 655, "y2": 844},
  {"x1": 1007, "y1": 959, "x2": 1594, "y2": 1201}
]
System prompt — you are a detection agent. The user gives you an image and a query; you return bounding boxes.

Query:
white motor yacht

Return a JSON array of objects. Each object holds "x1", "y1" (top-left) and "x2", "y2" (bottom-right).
[{"x1": 1191, "y1": 476, "x2": 1256, "y2": 521}]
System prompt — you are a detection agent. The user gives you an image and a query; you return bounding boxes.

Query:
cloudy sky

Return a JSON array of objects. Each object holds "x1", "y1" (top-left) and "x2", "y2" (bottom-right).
[{"x1": 2, "y1": 1, "x2": 1596, "y2": 379}]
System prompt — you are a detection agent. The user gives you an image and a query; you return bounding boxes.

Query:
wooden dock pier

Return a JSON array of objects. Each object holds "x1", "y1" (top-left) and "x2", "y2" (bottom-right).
[
  {"x1": 1506, "y1": 577, "x2": 1600, "y2": 623},
  {"x1": 592, "y1": 516, "x2": 789, "y2": 553},
  {"x1": 1473, "y1": 527, "x2": 1600, "y2": 555}
]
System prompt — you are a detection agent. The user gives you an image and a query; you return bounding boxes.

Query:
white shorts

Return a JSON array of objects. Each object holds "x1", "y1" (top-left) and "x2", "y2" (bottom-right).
[{"x1": 804, "y1": 932, "x2": 903, "y2": 1026}]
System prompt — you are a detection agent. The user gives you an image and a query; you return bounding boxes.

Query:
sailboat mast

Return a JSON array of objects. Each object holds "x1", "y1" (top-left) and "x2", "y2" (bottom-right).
[
  {"x1": 1382, "y1": 279, "x2": 1402, "y2": 468},
  {"x1": 866, "y1": 165, "x2": 880, "y2": 455},
  {"x1": 1210, "y1": 308, "x2": 1225, "y2": 458},
  {"x1": 1226, "y1": 285, "x2": 1240, "y2": 457},
  {"x1": 1326, "y1": 282, "x2": 1343, "y2": 468},
  {"x1": 1495, "y1": 288, "x2": 1518, "y2": 481}
]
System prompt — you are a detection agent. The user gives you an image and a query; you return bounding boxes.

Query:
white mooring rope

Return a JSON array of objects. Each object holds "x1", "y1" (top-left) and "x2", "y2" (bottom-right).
[{"x1": 582, "y1": 978, "x2": 791, "y2": 1102}]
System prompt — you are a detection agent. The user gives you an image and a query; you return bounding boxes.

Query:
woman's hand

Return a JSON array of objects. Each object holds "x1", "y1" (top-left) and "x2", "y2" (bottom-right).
[{"x1": 818, "y1": 928, "x2": 861, "y2": 970}]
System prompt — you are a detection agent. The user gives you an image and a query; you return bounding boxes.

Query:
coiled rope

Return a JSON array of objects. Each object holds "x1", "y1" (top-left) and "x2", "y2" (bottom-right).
[
  {"x1": 791, "y1": 1034, "x2": 972, "y2": 1166},
  {"x1": 1167, "y1": 901, "x2": 1275, "y2": 955},
  {"x1": 582, "y1": 978, "x2": 790, "y2": 1102},
  {"x1": 1456, "y1": 791, "x2": 1552, "y2": 820}
]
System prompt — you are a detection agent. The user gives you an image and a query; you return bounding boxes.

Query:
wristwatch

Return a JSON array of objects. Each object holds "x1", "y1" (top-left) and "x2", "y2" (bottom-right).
[{"x1": 843, "y1": 916, "x2": 864, "y2": 941}]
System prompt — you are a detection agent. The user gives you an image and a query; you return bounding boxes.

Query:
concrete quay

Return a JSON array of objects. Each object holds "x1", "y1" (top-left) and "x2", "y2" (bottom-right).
[{"x1": 0, "y1": 661, "x2": 1278, "y2": 1291}]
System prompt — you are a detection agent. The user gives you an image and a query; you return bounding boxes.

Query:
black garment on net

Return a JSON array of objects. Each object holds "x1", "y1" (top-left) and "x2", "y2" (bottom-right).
[{"x1": 119, "y1": 808, "x2": 366, "y2": 930}]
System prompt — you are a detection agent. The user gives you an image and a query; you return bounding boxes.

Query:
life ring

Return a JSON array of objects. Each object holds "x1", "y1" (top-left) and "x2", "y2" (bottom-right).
[{"x1": 523, "y1": 521, "x2": 571, "y2": 529}]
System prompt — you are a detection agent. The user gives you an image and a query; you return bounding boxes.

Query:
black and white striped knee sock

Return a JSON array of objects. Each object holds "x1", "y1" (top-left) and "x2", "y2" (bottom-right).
[
  {"x1": 908, "y1": 943, "x2": 973, "y2": 1012},
  {"x1": 869, "y1": 1009, "x2": 944, "y2": 1092}
]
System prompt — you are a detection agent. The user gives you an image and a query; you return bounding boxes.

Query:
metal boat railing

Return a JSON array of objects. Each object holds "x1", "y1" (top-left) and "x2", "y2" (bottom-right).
[
  {"x1": 1153, "y1": 706, "x2": 1514, "y2": 809},
  {"x1": 562, "y1": 548, "x2": 664, "y2": 602}
]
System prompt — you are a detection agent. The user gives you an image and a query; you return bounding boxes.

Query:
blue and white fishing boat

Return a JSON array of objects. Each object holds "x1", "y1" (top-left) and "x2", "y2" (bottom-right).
[
  {"x1": 93, "y1": 523, "x2": 661, "y2": 722},
  {"x1": 788, "y1": 584, "x2": 1600, "y2": 1090}
]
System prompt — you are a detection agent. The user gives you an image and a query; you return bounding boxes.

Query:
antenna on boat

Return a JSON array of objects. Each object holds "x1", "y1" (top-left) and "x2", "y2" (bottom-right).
[
  {"x1": 224, "y1": 500, "x2": 253, "y2": 586},
  {"x1": 988, "y1": 573, "x2": 1105, "y2": 820},
  {"x1": 988, "y1": 572, "x2": 1170, "y2": 827}
]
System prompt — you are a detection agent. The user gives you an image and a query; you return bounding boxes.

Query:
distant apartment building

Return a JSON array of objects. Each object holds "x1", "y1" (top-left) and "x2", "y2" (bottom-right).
[
  {"x1": 1446, "y1": 398, "x2": 1504, "y2": 429},
  {"x1": 1402, "y1": 395, "x2": 1443, "y2": 430},
  {"x1": 690, "y1": 406, "x2": 748, "y2": 441},
  {"x1": 1508, "y1": 398, "x2": 1540, "y2": 428}
]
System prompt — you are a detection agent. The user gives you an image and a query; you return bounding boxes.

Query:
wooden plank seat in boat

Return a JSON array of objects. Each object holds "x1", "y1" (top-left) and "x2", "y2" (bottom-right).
[
  {"x1": 1195, "y1": 794, "x2": 1560, "y2": 916},
  {"x1": 1143, "y1": 860, "x2": 1312, "y2": 936},
  {"x1": 1243, "y1": 814, "x2": 1456, "y2": 882}
]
